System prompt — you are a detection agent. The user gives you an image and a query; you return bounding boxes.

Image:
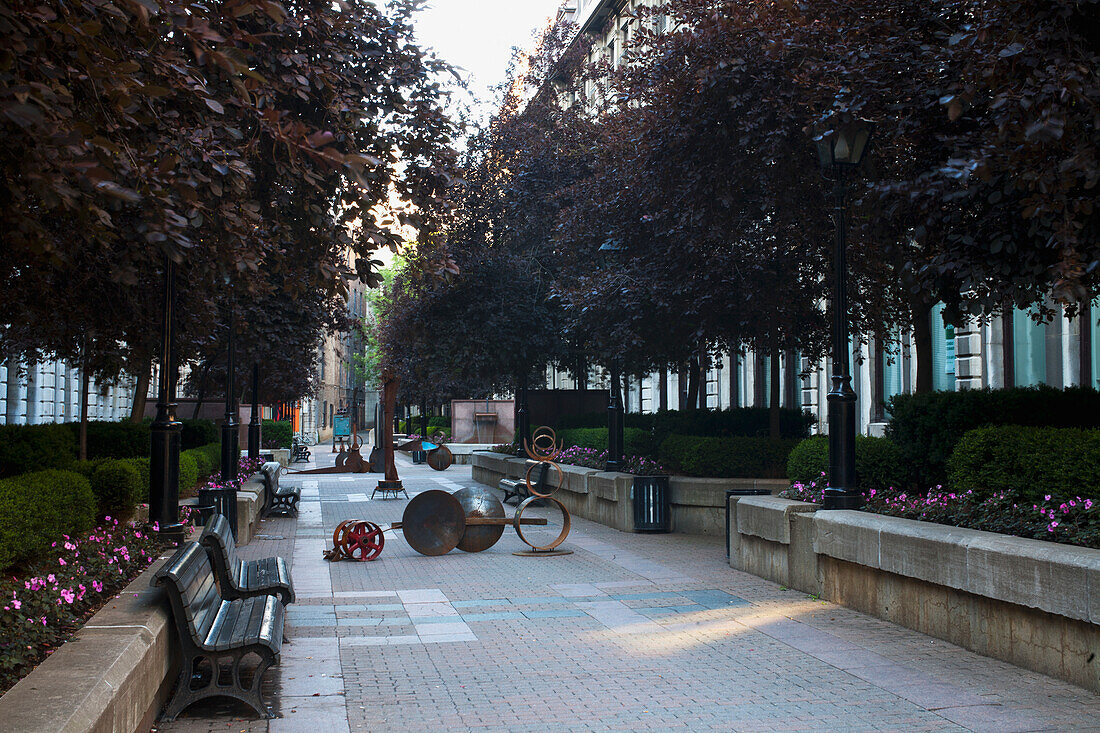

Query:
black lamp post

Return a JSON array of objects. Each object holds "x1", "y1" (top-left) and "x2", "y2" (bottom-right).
[
  {"x1": 149, "y1": 258, "x2": 184, "y2": 541},
  {"x1": 598, "y1": 239, "x2": 625, "y2": 473},
  {"x1": 247, "y1": 362, "x2": 260, "y2": 459},
  {"x1": 220, "y1": 295, "x2": 239, "y2": 483},
  {"x1": 812, "y1": 118, "x2": 873, "y2": 510},
  {"x1": 514, "y1": 372, "x2": 530, "y2": 456}
]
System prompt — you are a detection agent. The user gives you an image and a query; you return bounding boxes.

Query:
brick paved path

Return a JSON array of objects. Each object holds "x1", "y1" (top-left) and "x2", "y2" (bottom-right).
[{"x1": 156, "y1": 449, "x2": 1100, "y2": 733}]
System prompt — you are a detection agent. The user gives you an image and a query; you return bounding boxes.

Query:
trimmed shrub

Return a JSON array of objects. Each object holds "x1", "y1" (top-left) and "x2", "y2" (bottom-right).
[
  {"x1": 0, "y1": 470, "x2": 96, "y2": 570},
  {"x1": 183, "y1": 447, "x2": 213, "y2": 483},
  {"x1": 196, "y1": 443, "x2": 221, "y2": 472},
  {"x1": 948, "y1": 425, "x2": 1100, "y2": 504},
  {"x1": 887, "y1": 386, "x2": 1100, "y2": 487},
  {"x1": 0, "y1": 423, "x2": 76, "y2": 477},
  {"x1": 180, "y1": 419, "x2": 218, "y2": 450},
  {"x1": 262, "y1": 419, "x2": 292, "y2": 449},
  {"x1": 558, "y1": 427, "x2": 654, "y2": 457},
  {"x1": 658, "y1": 434, "x2": 798, "y2": 478},
  {"x1": 178, "y1": 452, "x2": 198, "y2": 494},
  {"x1": 125, "y1": 458, "x2": 150, "y2": 498},
  {"x1": 558, "y1": 407, "x2": 814, "y2": 443},
  {"x1": 72, "y1": 420, "x2": 150, "y2": 459},
  {"x1": 786, "y1": 434, "x2": 908, "y2": 490},
  {"x1": 89, "y1": 459, "x2": 143, "y2": 513}
]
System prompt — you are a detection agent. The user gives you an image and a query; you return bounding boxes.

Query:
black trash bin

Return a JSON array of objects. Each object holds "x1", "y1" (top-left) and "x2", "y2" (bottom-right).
[
  {"x1": 725, "y1": 489, "x2": 772, "y2": 558},
  {"x1": 633, "y1": 475, "x2": 670, "y2": 532},
  {"x1": 197, "y1": 486, "x2": 238, "y2": 539},
  {"x1": 411, "y1": 449, "x2": 427, "y2": 464}
]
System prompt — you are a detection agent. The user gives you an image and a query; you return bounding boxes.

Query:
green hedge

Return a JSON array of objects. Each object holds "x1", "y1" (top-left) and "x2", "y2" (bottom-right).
[
  {"x1": 557, "y1": 427, "x2": 654, "y2": 457},
  {"x1": 262, "y1": 419, "x2": 292, "y2": 448},
  {"x1": 183, "y1": 445, "x2": 217, "y2": 484},
  {"x1": 89, "y1": 459, "x2": 143, "y2": 513},
  {"x1": 948, "y1": 425, "x2": 1100, "y2": 503},
  {"x1": 0, "y1": 423, "x2": 75, "y2": 477},
  {"x1": 180, "y1": 419, "x2": 218, "y2": 450},
  {"x1": 658, "y1": 434, "x2": 798, "y2": 478},
  {"x1": 887, "y1": 386, "x2": 1100, "y2": 487},
  {"x1": 0, "y1": 470, "x2": 96, "y2": 571},
  {"x1": 786, "y1": 434, "x2": 908, "y2": 490},
  {"x1": 178, "y1": 453, "x2": 198, "y2": 493},
  {"x1": 67, "y1": 421, "x2": 149, "y2": 459},
  {"x1": 558, "y1": 408, "x2": 814, "y2": 442}
]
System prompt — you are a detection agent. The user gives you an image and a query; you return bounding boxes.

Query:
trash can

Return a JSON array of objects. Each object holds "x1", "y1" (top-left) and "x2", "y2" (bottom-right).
[
  {"x1": 411, "y1": 449, "x2": 426, "y2": 464},
  {"x1": 197, "y1": 486, "x2": 238, "y2": 540},
  {"x1": 632, "y1": 475, "x2": 670, "y2": 532},
  {"x1": 725, "y1": 489, "x2": 772, "y2": 558}
]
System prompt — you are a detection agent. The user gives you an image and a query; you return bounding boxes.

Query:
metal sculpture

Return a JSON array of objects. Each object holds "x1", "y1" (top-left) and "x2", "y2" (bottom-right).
[
  {"x1": 323, "y1": 464, "x2": 574, "y2": 562},
  {"x1": 323, "y1": 519, "x2": 385, "y2": 562},
  {"x1": 514, "y1": 426, "x2": 572, "y2": 557},
  {"x1": 396, "y1": 437, "x2": 454, "y2": 472},
  {"x1": 373, "y1": 375, "x2": 408, "y2": 498},
  {"x1": 290, "y1": 428, "x2": 371, "y2": 475}
]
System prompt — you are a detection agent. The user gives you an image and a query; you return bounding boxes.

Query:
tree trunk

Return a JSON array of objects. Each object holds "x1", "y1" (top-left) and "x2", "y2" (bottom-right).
[
  {"x1": 658, "y1": 367, "x2": 668, "y2": 411},
  {"x1": 769, "y1": 351, "x2": 782, "y2": 438},
  {"x1": 79, "y1": 351, "x2": 90, "y2": 462},
  {"x1": 191, "y1": 359, "x2": 211, "y2": 419},
  {"x1": 685, "y1": 357, "x2": 700, "y2": 410},
  {"x1": 697, "y1": 347, "x2": 708, "y2": 410},
  {"x1": 677, "y1": 364, "x2": 688, "y2": 409},
  {"x1": 912, "y1": 299, "x2": 934, "y2": 393},
  {"x1": 129, "y1": 356, "x2": 151, "y2": 423}
]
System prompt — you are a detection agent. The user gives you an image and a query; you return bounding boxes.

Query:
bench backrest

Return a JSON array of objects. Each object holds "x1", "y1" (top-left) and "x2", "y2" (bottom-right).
[
  {"x1": 200, "y1": 513, "x2": 242, "y2": 576},
  {"x1": 154, "y1": 542, "x2": 221, "y2": 641}
]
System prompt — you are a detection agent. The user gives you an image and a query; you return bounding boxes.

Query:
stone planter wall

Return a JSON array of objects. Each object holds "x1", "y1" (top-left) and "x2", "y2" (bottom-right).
[
  {"x1": 727, "y1": 495, "x2": 1100, "y2": 694},
  {"x1": 471, "y1": 451, "x2": 785, "y2": 535}
]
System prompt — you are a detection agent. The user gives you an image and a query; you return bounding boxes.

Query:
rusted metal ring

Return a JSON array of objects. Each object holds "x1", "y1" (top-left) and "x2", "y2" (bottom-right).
[
  {"x1": 525, "y1": 460, "x2": 562, "y2": 499},
  {"x1": 513, "y1": 495, "x2": 570, "y2": 552},
  {"x1": 524, "y1": 426, "x2": 562, "y2": 462}
]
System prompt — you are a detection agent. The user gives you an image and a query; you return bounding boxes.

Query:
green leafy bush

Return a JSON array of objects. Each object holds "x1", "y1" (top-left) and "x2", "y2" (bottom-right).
[
  {"x1": 559, "y1": 407, "x2": 813, "y2": 444},
  {"x1": 558, "y1": 427, "x2": 654, "y2": 457},
  {"x1": 180, "y1": 419, "x2": 218, "y2": 450},
  {"x1": 89, "y1": 459, "x2": 143, "y2": 513},
  {"x1": 658, "y1": 434, "x2": 798, "y2": 478},
  {"x1": 887, "y1": 386, "x2": 1100, "y2": 487},
  {"x1": 183, "y1": 446, "x2": 215, "y2": 483},
  {"x1": 0, "y1": 424, "x2": 75, "y2": 477},
  {"x1": 948, "y1": 426, "x2": 1100, "y2": 503},
  {"x1": 786, "y1": 434, "x2": 908, "y2": 490},
  {"x1": 69, "y1": 420, "x2": 150, "y2": 459},
  {"x1": 262, "y1": 419, "x2": 292, "y2": 448},
  {"x1": 125, "y1": 457, "x2": 150, "y2": 497},
  {"x1": 178, "y1": 452, "x2": 198, "y2": 493},
  {"x1": 0, "y1": 470, "x2": 96, "y2": 570}
]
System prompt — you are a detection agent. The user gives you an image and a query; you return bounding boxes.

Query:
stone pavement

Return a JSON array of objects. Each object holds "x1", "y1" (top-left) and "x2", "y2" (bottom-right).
[{"x1": 155, "y1": 448, "x2": 1100, "y2": 733}]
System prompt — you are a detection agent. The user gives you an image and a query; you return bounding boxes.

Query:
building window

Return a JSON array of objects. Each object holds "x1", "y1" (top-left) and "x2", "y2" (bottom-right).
[
  {"x1": 322, "y1": 400, "x2": 328, "y2": 428},
  {"x1": 931, "y1": 303, "x2": 957, "y2": 391},
  {"x1": 1012, "y1": 309, "x2": 1047, "y2": 387}
]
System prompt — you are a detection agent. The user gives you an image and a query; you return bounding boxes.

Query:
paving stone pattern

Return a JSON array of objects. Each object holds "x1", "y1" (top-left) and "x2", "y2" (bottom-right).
[{"x1": 155, "y1": 449, "x2": 1100, "y2": 732}]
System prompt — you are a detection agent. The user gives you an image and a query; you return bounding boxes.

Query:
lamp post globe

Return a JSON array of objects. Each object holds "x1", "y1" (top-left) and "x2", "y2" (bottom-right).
[{"x1": 812, "y1": 118, "x2": 873, "y2": 511}]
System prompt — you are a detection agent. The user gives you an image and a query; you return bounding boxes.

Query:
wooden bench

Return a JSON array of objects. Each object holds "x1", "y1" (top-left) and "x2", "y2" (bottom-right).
[
  {"x1": 200, "y1": 513, "x2": 295, "y2": 606},
  {"x1": 290, "y1": 437, "x2": 311, "y2": 463},
  {"x1": 260, "y1": 461, "x2": 300, "y2": 517},
  {"x1": 153, "y1": 542, "x2": 283, "y2": 721}
]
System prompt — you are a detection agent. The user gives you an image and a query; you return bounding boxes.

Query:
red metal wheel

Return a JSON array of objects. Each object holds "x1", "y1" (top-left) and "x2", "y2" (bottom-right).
[{"x1": 344, "y1": 521, "x2": 385, "y2": 561}]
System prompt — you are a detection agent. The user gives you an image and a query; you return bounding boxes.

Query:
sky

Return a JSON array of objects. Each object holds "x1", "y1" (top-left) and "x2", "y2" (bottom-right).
[{"x1": 409, "y1": 0, "x2": 566, "y2": 126}]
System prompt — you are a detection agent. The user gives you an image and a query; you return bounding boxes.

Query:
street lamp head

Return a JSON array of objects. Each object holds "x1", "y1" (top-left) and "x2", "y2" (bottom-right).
[{"x1": 813, "y1": 118, "x2": 874, "y2": 169}]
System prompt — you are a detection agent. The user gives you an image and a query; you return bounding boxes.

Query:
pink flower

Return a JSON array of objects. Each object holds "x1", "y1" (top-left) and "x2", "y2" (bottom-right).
[
  {"x1": 13, "y1": 600, "x2": 21, "y2": 610},
  {"x1": 92, "y1": 580, "x2": 103, "y2": 593},
  {"x1": 46, "y1": 574, "x2": 55, "y2": 584},
  {"x1": 58, "y1": 558, "x2": 67, "y2": 566}
]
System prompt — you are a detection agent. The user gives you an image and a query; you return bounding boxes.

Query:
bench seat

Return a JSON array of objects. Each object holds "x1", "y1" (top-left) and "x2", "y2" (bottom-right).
[
  {"x1": 153, "y1": 542, "x2": 283, "y2": 720},
  {"x1": 499, "y1": 477, "x2": 528, "y2": 505},
  {"x1": 261, "y1": 461, "x2": 300, "y2": 517},
  {"x1": 201, "y1": 513, "x2": 295, "y2": 606}
]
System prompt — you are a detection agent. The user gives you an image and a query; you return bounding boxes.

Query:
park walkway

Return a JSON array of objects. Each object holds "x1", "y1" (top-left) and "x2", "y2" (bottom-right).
[{"x1": 156, "y1": 450, "x2": 1100, "y2": 733}]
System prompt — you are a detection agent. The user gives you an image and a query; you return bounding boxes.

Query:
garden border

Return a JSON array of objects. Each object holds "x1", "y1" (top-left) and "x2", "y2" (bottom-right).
[{"x1": 0, "y1": 470, "x2": 269, "y2": 732}]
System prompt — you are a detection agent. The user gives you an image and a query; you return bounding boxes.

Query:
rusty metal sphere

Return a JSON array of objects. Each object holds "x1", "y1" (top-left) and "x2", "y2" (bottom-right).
[
  {"x1": 401, "y1": 490, "x2": 466, "y2": 556},
  {"x1": 453, "y1": 487, "x2": 506, "y2": 553},
  {"x1": 427, "y1": 445, "x2": 454, "y2": 471}
]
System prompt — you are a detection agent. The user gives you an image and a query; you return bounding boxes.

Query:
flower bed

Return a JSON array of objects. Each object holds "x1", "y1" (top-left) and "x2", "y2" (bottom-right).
[
  {"x1": 0, "y1": 455, "x2": 263, "y2": 693},
  {"x1": 781, "y1": 478, "x2": 1099, "y2": 549},
  {"x1": 196, "y1": 456, "x2": 264, "y2": 494},
  {"x1": 0, "y1": 509, "x2": 194, "y2": 693},
  {"x1": 556, "y1": 446, "x2": 667, "y2": 475}
]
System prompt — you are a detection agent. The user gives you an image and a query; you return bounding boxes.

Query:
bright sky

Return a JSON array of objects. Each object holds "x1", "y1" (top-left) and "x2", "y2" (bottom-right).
[{"x1": 410, "y1": 0, "x2": 565, "y2": 125}]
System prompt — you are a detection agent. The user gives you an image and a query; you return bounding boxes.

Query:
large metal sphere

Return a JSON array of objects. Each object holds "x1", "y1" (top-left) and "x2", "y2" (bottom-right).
[
  {"x1": 401, "y1": 490, "x2": 466, "y2": 556},
  {"x1": 453, "y1": 487, "x2": 506, "y2": 553}
]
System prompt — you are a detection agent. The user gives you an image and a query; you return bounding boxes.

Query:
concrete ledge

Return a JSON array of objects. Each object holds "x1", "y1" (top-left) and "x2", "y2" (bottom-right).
[
  {"x1": 736, "y1": 496, "x2": 817, "y2": 545},
  {"x1": 235, "y1": 472, "x2": 265, "y2": 545},
  {"x1": 0, "y1": 554, "x2": 177, "y2": 733},
  {"x1": 731, "y1": 503, "x2": 1100, "y2": 693}
]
